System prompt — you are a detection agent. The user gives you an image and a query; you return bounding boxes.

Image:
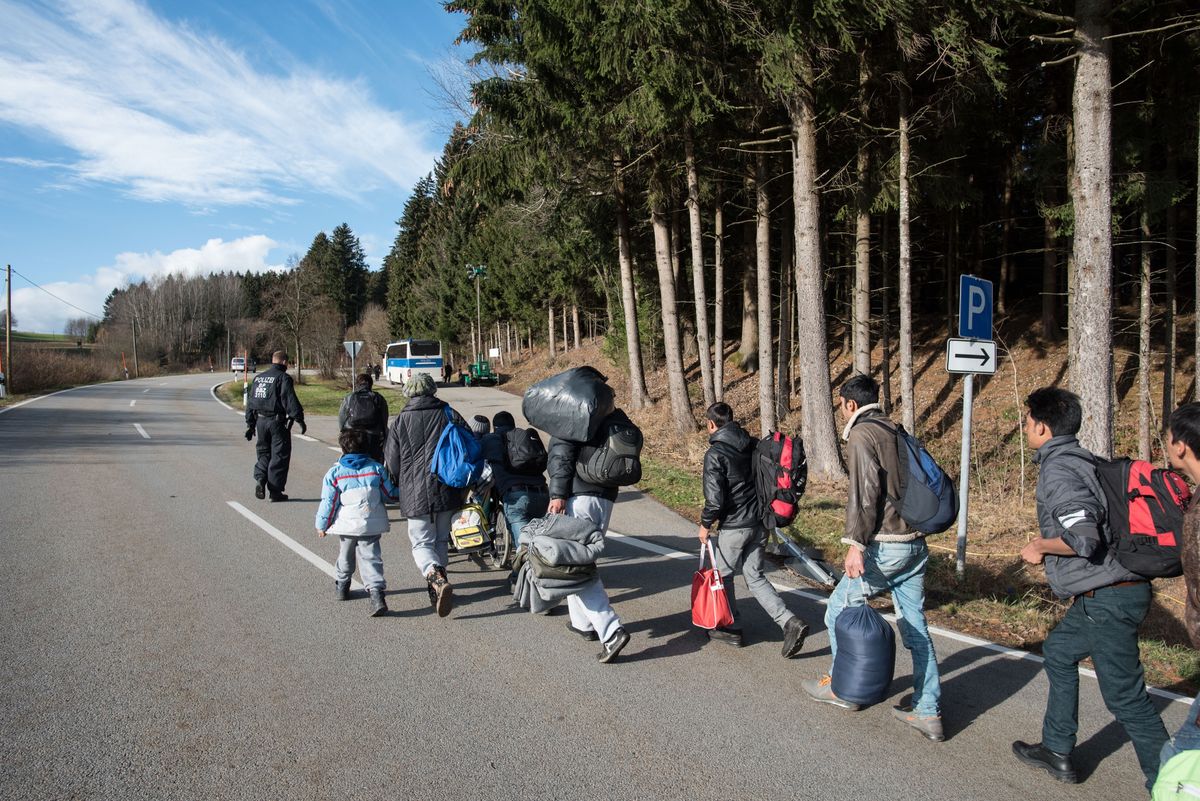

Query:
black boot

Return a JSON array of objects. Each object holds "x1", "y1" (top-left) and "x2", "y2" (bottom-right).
[
  {"x1": 254, "y1": 481, "x2": 266, "y2": 500},
  {"x1": 334, "y1": 581, "x2": 350, "y2": 601},
  {"x1": 368, "y1": 589, "x2": 388, "y2": 617},
  {"x1": 1012, "y1": 741, "x2": 1077, "y2": 783},
  {"x1": 781, "y1": 616, "x2": 809, "y2": 659}
]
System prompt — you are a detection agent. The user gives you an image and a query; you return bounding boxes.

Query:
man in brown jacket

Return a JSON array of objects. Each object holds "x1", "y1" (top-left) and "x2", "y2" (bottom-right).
[
  {"x1": 802, "y1": 375, "x2": 943, "y2": 741},
  {"x1": 1162, "y1": 403, "x2": 1200, "y2": 763}
]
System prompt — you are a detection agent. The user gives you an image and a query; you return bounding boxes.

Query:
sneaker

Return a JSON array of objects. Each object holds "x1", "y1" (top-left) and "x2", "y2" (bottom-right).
[
  {"x1": 567, "y1": 622, "x2": 599, "y2": 641},
  {"x1": 269, "y1": 492, "x2": 288, "y2": 502},
  {"x1": 1012, "y1": 741, "x2": 1077, "y2": 783},
  {"x1": 368, "y1": 589, "x2": 388, "y2": 617},
  {"x1": 597, "y1": 627, "x2": 630, "y2": 663},
  {"x1": 781, "y1": 616, "x2": 809, "y2": 659},
  {"x1": 706, "y1": 627, "x2": 743, "y2": 647},
  {"x1": 334, "y1": 581, "x2": 350, "y2": 601},
  {"x1": 801, "y1": 675, "x2": 860, "y2": 711},
  {"x1": 425, "y1": 580, "x2": 438, "y2": 608},
  {"x1": 254, "y1": 481, "x2": 266, "y2": 500},
  {"x1": 892, "y1": 705, "x2": 945, "y2": 742},
  {"x1": 430, "y1": 567, "x2": 453, "y2": 617}
]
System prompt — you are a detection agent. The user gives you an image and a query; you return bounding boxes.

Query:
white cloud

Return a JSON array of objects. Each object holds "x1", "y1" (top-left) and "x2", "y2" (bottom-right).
[
  {"x1": 11, "y1": 235, "x2": 281, "y2": 333},
  {"x1": 0, "y1": 0, "x2": 438, "y2": 206}
]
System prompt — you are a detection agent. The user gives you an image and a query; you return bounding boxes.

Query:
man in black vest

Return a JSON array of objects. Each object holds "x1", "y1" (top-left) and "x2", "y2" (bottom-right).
[
  {"x1": 337, "y1": 373, "x2": 389, "y2": 462},
  {"x1": 245, "y1": 350, "x2": 305, "y2": 502}
]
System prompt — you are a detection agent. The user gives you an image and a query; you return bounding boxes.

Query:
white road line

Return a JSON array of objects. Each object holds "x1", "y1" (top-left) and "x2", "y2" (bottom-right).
[
  {"x1": 295, "y1": 434, "x2": 317, "y2": 442},
  {"x1": 227, "y1": 501, "x2": 363, "y2": 590},
  {"x1": 142, "y1": 388, "x2": 150, "y2": 394},
  {"x1": 328, "y1": 446, "x2": 341, "y2": 452},
  {"x1": 209, "y1": 382, "x2": 236, "y2": 412},
  {"x1": 606, "y1": 529, "x2": 1192, "y2": 706},
  {"x1": 129, "y1": 400, "x2": 136, "y2": 407},
  {"x1": 133, "y1": 423, "x2": 150, "y2": 439}
]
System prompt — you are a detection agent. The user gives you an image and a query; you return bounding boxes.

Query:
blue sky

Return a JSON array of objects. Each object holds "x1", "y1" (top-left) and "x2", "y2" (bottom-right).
[{"x1": 1, "y1": 0, "x2": 472, "y2": 332}]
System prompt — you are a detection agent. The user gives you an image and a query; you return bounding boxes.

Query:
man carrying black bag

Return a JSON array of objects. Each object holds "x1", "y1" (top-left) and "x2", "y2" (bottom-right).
[
  {"x1": 244, "y1": 351, "x2": 305, "y2": 502},
  {"x1": 801, "y1": 375, "x2": 943, "y2": 741}
]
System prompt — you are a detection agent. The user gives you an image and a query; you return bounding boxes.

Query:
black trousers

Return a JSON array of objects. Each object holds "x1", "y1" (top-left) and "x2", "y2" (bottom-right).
[{"x1": 253, "y1": 416, "x2": 292, "y2": 494}]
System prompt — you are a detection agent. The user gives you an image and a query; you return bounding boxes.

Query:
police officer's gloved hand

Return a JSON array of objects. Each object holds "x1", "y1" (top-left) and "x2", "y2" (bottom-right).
[
  {"x1": 244, "y1": 426, "x2": 254, "y2": 441},
  {"x1": 295, "y1": 415, "x2": 307, "y2": 435}
]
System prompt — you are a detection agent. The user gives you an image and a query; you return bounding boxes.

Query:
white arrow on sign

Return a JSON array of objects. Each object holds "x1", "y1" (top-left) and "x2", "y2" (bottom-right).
[{"x1": 945, "y1": 338, "x2": 997, "y2": 375}]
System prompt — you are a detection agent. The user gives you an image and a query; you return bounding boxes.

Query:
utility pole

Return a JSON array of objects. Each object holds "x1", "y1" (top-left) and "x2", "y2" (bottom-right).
[
  {"x1": 4, "y1": 264, "x2": 10, "y2": 396},
  {"x1": 466, "y1": 264, "x2": 487, "y2": 363},
  {"x1": 131, "y1": 315, "x2": 140, "y2": 378}
]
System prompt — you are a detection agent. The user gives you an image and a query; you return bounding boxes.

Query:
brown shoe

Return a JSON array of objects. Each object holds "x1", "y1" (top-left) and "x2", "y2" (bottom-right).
[{"x1": 429, "y1": 567, "x2": 453, "y2": 617}]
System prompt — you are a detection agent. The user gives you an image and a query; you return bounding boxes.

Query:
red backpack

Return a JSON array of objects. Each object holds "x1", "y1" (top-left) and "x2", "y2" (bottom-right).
[
  {"x1": 754, "y1": 432, "x2": 808, "y2": 528},
  {"x1": 1091, "y1": 458, "x2": 1192, "y2": 579}
]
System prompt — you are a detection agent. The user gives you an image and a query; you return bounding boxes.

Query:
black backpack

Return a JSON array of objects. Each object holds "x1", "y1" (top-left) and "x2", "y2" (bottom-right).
[
  {"x1": 576, "y1": 414, "x2": 643, "y2": 487},
  {"x1": 503, "y1": 427, "x2": 548, "y2": 476},
  {"x1": 346, "y1": 392, "x2": 379, "y2": 429},
  {"x1": 1089, "y1": 456, "x2": 1192, "y2": 579},
  {"x1": 753, "y1": 432, "x2": 808, "y2": 528}
]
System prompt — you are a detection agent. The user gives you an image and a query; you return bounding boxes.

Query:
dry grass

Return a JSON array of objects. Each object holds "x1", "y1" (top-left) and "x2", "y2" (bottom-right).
[{"x1": 0, "y1": 345, "x2": 161, "y2": 403}]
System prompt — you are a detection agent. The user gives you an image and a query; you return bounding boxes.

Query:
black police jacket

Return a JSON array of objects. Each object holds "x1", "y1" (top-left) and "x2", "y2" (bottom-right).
[
  {"x1": 245, "y1": 363, "x2": 304, "y2": 425},
  {"x1": 700, "y1": 421, "x2": 760, "y2": 530}
]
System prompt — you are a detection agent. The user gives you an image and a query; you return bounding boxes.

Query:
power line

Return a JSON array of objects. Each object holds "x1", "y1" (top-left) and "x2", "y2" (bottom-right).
[{"x1": 9, "y1": 268, "x2": 104, "y2": 321}]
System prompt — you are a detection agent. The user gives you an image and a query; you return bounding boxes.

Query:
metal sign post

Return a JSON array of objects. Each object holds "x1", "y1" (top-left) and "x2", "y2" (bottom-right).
[
  {"x1": 950, "y1": 275, "x2": 994, "y2": 578},
  {"x1": 343, "y1": 340, "x2": 364, "y2": 381}
]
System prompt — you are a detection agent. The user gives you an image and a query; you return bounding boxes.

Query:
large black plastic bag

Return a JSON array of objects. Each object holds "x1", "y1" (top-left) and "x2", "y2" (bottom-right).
[
  {"x1": 522, "y1": 367, "x2": 616, "y2": 442},
  {"x1": 830, "y1": 586, "x2": 896, "y2": 706}
]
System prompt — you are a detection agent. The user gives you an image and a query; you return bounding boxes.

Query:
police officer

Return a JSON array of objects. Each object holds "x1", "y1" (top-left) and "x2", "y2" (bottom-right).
[{"x1": 245, "y1": 350, "x2": 305, "y2": 502}]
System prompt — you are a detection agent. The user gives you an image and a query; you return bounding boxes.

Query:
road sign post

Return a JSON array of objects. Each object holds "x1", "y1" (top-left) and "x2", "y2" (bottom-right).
[
  {"x1": 952, "y1": 275, "x2": 994, "y2": 578},
  {"x1": 343, "y1": 340, "x2": 364, "y2": 381}
]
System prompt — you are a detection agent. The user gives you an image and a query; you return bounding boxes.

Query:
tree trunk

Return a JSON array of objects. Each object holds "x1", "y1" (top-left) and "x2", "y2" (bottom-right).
[
  {"x1": 548, "y1": 304, "x2": 555, "y2": 357},
  {"x1": 1042, "y1": 210, "x2": 1060, "y2": 341},
  {"x1": 853, "y1": 50, "x2": 872, "y2": 376},
  {"x1": 1067, "y1": 117, "x2": 1078, "y2": 379},
  {"x1": 754, "y1": 154, "x2": 776, "y2": 435},
  {"x1": 777, "y1": 199, "x2": 794, "y2": 423},
  {"x1": 738, "y1": 213, "x2": 759, "y2": 372},
  {"x1": 999, "y1": 156, "x2": 1014, "y2": 315},
  {"x1": 1070, "y1": 0, "x2": 1114, "y2": 457},
  {"x1": 651, "y1": 187, "x2": 696, "y2": 433},
  {"x1": 1138, "y1": 202, "x2": 1153, "y2": 460},
  {"x1": 789, "y1": 83, "x2": 845, "y2": 479},
  {"x1": 880, "y1": 211, "x2": 892, "y2": 413},
  {"x1": 572, "y1": 304, "x2": 580, "y2": 349},
  {"x1": 614, "y1": 155, "x2": 651, "y2": 408},
  {"x1": 1195, "y1": 100, "x2": 1200, "y2": 403},
  {"x1": 714, "y1": 182, "x2": 725, "y2": 402},
  {"x1": 685, "y1": 134, "x2": 716, "y2": 408},
  {"x1": 898, "y1": 89, "x2": 915, "y2": 433},
  {"x1": 1163, "y1": 151, "x2": 1177, "y2": 427}
]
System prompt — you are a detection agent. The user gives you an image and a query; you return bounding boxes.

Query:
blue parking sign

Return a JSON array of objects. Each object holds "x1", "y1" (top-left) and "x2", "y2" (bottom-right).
[{"x1": 958, "y1": 275, "x2": 993, "y2": 340}]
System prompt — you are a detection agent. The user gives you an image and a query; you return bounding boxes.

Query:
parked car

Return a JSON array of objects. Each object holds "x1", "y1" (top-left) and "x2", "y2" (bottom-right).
[{"x1": 230, "y1": 356, "x2": 257, "y2": 374}]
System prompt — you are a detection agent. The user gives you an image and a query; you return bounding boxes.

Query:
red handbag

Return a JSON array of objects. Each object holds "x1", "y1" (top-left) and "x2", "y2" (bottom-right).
[{"x1": 691, "y1": 540, "x2": 734, "y2": 629}]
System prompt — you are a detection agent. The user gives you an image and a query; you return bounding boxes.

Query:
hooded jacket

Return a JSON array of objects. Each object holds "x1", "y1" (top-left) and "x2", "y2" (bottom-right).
[
  {"x1": 315, "y1": 453, "x2": 398, "y2": 537},
  {"x1": 383, "y1": 394, "x2": 469, "y2": 517},
  {"x1": 1033, "y1": 434, "x2": 1139, "y2": 599},
  {"x1": 701, "y1": 422, "x2": 759, "y2": 530},
  {"x1": 842, "y1": 404, "x2": 914, "y2": 549}
]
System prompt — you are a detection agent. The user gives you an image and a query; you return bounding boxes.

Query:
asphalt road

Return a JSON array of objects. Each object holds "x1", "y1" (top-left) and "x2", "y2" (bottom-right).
[{"x1": 0, "y1": 372, "x2": 1189, "y2": 800}]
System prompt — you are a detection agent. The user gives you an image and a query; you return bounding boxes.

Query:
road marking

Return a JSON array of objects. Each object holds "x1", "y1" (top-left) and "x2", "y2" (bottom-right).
[
  {"x1": 227, "y1": 501, "x2": 363, "y2": 590},
  {"x1": 605, "y1": 529, "x2": 1192, "y2": 706},
  {"x1": 133, "y1": 423, "x2": 150, "y2": 439},
  {"x1": 209, "y1": 382, "x2": 236, "y2": 412},
  {"x1": 296, "y1": 434, "x2": 317, "y2": 442},
  {"x1": 142, "y1": 388, "x2": 150, "y2": 394},
  {"x1": 328, "y1": 446, "x2": 341, "y2": 452},
  {"x1": 129, "y1": 400, "x2": 136, "y2": 407}
]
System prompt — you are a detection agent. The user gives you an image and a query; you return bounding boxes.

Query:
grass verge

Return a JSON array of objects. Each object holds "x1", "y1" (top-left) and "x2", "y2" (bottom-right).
[{"x1": 216, "y1": 377, "x2": 408, "y2": 417}]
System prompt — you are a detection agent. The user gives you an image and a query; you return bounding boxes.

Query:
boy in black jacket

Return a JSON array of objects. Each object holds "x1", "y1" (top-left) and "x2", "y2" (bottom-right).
[{"x1": 698, "y1": 402, "x2": 808, "y2": 656}]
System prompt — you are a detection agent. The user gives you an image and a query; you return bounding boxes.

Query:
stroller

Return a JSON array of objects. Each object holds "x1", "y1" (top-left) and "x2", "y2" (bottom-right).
[{"x1": 447, "y1": 471, "x2": 514, "y2": 571}]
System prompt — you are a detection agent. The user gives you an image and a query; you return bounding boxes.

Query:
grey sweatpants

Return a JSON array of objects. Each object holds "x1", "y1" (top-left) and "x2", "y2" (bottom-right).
[
  {"x1": 336, "y1": 536, "x2": 385, "y2": 591},
  {"x1": 407, "y1": 510, "x2": 456, "y2": 577},
  {"x1": 563, "y1": 495, "x2": 622, "y2": 643},
  {"x1": 712, "y1": 525, "x2": 793, "y2": 630}
]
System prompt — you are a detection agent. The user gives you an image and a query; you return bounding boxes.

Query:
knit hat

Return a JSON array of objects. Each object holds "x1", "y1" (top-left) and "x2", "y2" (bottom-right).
[
  {"x1": 469, "y1": 415, "x2": 491, "y2": 436},
  {"x1": 402, "y1": 372, "x2": 436, "y2": 398},
  {"x1": 492, "y1": 411, "x2": 515, "y2": 431}
]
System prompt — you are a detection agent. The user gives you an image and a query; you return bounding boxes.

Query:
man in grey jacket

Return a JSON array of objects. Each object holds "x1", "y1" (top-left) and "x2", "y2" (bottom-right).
[
  {"x1": 1012, "y1": 387, "x2": 1167, "y2": 789},
  {"x1": 802, "y1": 375, "x2": 943, "y2": 742}
]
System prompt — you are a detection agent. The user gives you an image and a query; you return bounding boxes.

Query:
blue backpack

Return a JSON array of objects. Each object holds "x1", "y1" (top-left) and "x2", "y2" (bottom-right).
[
  {"x1": 864, "y1": 419, "x2": 958, "y2": 534},
  {"x1": 431, "y1": 406, "x2": 483, "y2": 488}
]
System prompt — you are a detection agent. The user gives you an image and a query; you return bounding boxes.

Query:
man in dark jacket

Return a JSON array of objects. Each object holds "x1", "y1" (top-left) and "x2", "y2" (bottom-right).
[
  {"x1": 482, "y1": 411, "x2": 549, "y2": 546},
  {"x1": 546, "y1": 408, "x2": 631, "y2": 663},
  {"x1": 337, "y1": 373, "x2": 389, "y2": 462},
  {"x1": 1013, "y1": 387, "x2": 1167, "y2": 789},
  {"x1": 383, "y1": 372, "x2": 468, "y2": 617},
  {"x1": 244, "y1": 350, "x2": 305, "y2": 502},
  {"x1": 698, "y1": 402, "x2": 808, "y2": 656},
  {"x1": 802, "y1": 374, "x2": 943, "y2": 742}
]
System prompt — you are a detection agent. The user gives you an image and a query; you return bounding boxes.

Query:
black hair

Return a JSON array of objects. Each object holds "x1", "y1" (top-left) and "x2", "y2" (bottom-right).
[
  {"x1": 338, "y1": 428, "x2": 370, "y2": 455},
  {"x1": 839, "y1": 374, "x2": 879, "y2": 407},
  {"x1": 1025, "y1": 387, "x2": 1082, "y2": 436},
  {"x1": 492, "y1": 411, "x2": 515, "y2": 430},
  {"x1": 356, "y1": 373, "x2": 373, "y2": 389},
  {"x1": 1169, "y1": 403, "x2": 1200, "y2": 459},
  {"x1": 705, "y1": 402, "x2": 733, "y2": 427}
]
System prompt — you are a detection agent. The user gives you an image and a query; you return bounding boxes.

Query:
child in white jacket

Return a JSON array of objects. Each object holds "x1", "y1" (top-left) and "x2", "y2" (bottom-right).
[{"x1": 317, "y1": 429, "x2": 399, "y2": 616}]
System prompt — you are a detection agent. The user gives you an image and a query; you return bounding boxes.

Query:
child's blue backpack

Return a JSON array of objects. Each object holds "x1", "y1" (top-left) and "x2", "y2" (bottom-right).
[
  {"x1": 864, "y1": 419, "x2": 958, "y2": 534},
  {"x1": 431, "y1": 406, "x2": 483, "y2": 488}
]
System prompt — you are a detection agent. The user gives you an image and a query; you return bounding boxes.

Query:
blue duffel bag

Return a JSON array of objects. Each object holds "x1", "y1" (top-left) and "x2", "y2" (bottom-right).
[{"x1": 830, "y1": 581, "x2": 896, "y2": 706}]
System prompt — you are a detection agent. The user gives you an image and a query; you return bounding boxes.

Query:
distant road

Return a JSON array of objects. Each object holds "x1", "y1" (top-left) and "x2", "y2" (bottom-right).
[{"x1": 0, "y1": 373, "x2": 1184, "y2": 800}]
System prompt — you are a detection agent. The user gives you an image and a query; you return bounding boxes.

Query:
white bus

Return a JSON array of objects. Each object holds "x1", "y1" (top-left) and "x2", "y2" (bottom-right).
[{"x1": 383, "y1": 339, "x2": 443, "y2": 385}]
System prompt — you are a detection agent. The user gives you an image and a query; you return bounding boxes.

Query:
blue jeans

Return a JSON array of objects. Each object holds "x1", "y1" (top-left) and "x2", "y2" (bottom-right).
[
  {"x1": 502, "y1": 487, "x2": 549, "y2": 546},
  {"x1": 825, "y1": 540, "x2": 941, "y2": 716},
  {"x1": 1162, "y1": 692, "x2": 1200, "y2": 767}
]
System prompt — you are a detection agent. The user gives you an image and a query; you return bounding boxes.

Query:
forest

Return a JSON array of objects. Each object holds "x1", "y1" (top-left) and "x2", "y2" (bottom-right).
[{"x1": 79, "y1": 1, "x2": 1200, "y2": 485}]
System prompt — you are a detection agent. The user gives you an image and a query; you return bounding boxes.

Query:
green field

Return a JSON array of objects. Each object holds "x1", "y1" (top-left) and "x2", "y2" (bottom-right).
[
  {"x1": 10, "y1": 331, "x2": 75, "y2": 343},
  {"x1": 217, "y1": 376, "x2": 409, "y2": 417}
]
